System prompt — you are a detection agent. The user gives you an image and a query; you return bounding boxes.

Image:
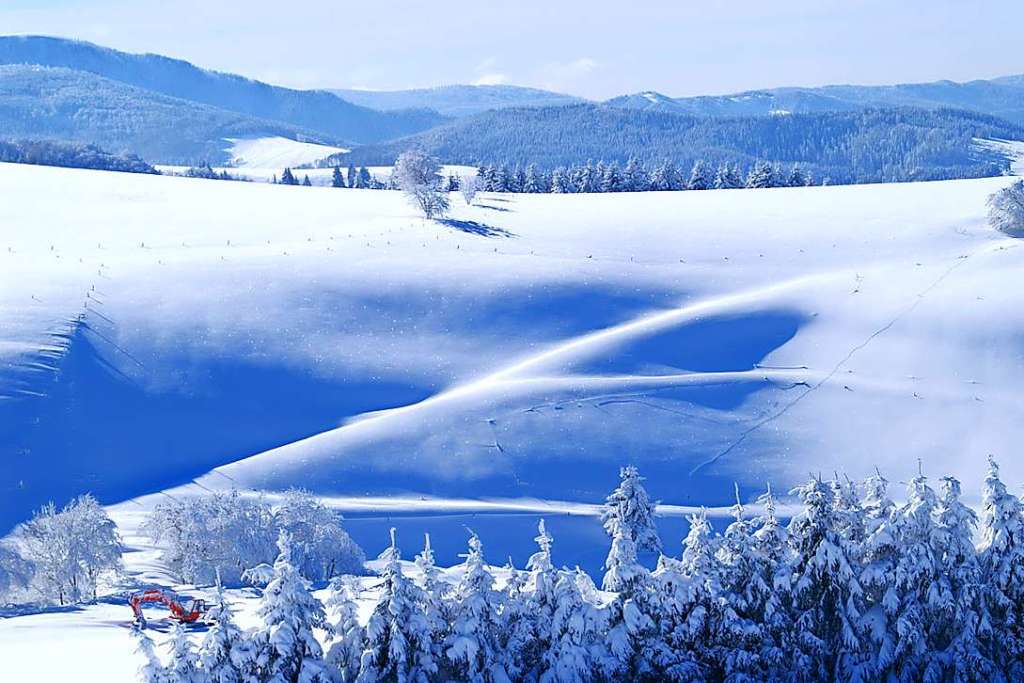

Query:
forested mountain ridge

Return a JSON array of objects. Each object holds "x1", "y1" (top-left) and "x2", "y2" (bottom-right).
[
  {"x1": 607, "y1": 73, "x2": 1024, "y2": 124},
  {"x1": 0, "y1": 64, "x2": 331, "y2": 164},
  {"x1": 335, "y1": 104, "x2": 1024, "y2": 184},
  {"x1": 0, "y1": 35, "x2": 447, "y2": 144}
]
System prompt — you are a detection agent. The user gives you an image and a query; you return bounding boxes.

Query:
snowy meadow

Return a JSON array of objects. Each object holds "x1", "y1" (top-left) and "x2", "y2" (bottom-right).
[{"x1": 0, "y1": 159, "x2": 1023, "y2": 680}]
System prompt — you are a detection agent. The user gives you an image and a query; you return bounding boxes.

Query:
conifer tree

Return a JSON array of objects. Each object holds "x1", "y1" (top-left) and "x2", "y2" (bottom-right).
[
  {"x1": 787, "y1": 477, "x2": 867, "y2": 681},
  {"x1": 413, "y1": 534, "x2": 448, "y2": 673},
  {"x1": 164, "y1": 621, "x2": 202, "y2": 683},
  {"x1": 687, "y1": 160, "x2": 713, "y2": 190},
  {"x1": 302, "y1": 175, "x2": 312, "y2": 187},
  {"x1": 600, "y1": 162, "x2": 622, "y2": 192},
  {"x1": 752, "y1": 484, "x2": 794, "y2": 680},
  {"x1": 356, "y1": 167, "x2": 372, "y2": 189},
  {"x1": 601, "y1": 524, "x2": 659, "y2": 680},
  {"x1": 886, "y1": 469, "x2": 942, "y2": 680},
  {"x1": 931, "y1": 475, "x2": 998, "y2": 681},
  {"x1": 134, "y1": 623, "x2": 167, "y2": 683},
  {"x1": 746, "y1": 162, "x2": 775, "y2": 189},
  {"x1": 199, "y1": 579, "x2": 258, "y2": 683},
  {"x1": 280, "y1": 168, "x2": 298, "y2": 186},
  {"x1": 602, "y1": 466, "x2": 662, "y2": 553},
  {"x1": 506, "y1": 520, "x2": 558, "y2": 680},
  {"x1": 623, "y1": 157, "x2": 647, "y2": 192},
  {"x1": 331, "y1": 166, "x2": 345, "y2": 188},
  {"x1": 550, "y1": 168, "x2": 569, "y2": 193},
  {"x1": 539, "y1": 569, "x2": 606, "y2": 683},
  {"x1": 346, "y1": 166, "x2": 357, "y2": 188},
  {"x1": 445, "y1": 532, "x2": 510, "y2": 683},
  {"x1": 357, "y1": 530, "x2": 437, "y2": 683},
  {"x1": 325, "y1": 577, "x2": 365, "y2": 683},
  {"x1": 255, "y1": 530, "x2": 330, "y2": 683},
  {"x1": 980, "y1": 456, "x2": 1024, "y2": 675},
  {"x1": 716, "y1": 490, "x2": 767, "y2": 680}
]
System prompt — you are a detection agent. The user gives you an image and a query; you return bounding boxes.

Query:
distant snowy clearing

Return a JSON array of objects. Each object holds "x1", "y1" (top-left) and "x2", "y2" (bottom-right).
[
  {"x1": 974, "y1": 137, "x2": 1024, "y2": 175},
  {"x1": 223, "y1": 136, "x2": 348, "y2": 169}
]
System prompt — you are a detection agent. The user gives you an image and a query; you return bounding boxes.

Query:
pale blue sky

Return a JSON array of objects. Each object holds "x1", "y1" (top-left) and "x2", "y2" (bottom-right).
[{"x1": 2, "y1": 0, "x2": 1022, "y2": 99}]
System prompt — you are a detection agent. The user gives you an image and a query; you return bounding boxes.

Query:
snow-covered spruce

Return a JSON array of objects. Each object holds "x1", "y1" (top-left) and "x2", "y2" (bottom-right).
[{"x1": 126, "y1": 460, "x2": 1024, "y2": 682}]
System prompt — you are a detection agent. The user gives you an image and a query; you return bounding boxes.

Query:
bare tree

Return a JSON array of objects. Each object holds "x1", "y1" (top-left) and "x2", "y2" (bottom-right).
[
  {"x1": 393, "y1": 150, "x2": 450, "y2": 219},
  {"x1": 459, "y1": 174, "x2": 479, "y2": 206},
  {"x1": 988, "y1": 179, "x2": 1024, "y2": 237}
]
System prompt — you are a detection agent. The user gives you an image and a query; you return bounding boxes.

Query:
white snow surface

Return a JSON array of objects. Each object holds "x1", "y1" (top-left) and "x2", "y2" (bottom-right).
[
  {"x1": 223, "y1": 136, "x2": 348, "y2": 169},
  {"x1": 3, "y1": 162, "x2": 1024, "y2": 678}
]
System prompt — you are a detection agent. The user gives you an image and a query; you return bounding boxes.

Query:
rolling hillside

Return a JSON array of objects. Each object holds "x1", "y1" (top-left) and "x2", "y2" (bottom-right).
[
  {"x1": 2, "y1": 163, "x2": 1023, "y2": 556},
  {"x1": 0, "y1": 35, "x2": 447, "y2": 149},
  {"x1": 338, "y1": 104, "x2": 1024, "y2": 182},
  {"x1": 0, "y1": 64, "x2": 330, "y2": 164}
]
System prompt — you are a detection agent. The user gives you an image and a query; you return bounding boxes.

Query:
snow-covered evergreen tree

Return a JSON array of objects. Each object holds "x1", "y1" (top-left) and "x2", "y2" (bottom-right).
[
  {"x1": 602, "y1": 465, "x2": 662, "y2": 553},
  {"x1": 412, "y1": 534, "x2": 448, "y2": 674},
  {"x1": 165, "y1": 621, "x2": 202, "y2": 683},
  {"x1": 358, "y1": 530, "x2": 437, "y2": 683},
  {"x1": 980, "y1": 456, "x2": 1024, "y2": 674},
  {"x1": 325, "y1": 577, "x2": 365, "y2": 683},
  {"x1": 601, "y1": 523, "x2": 660, "y2": 680},
  {"x1": 505, "y1": 520, "x2": 559, "y2": 680},
  {"x1": 331, "y1": 166, "x2": 345, "y2": 188},
  {"x1": 930, "y1": 475, "x2": 998, "y2": 681},
  {"x1": 134, "y1": 623, "x2": 167, "y2": 683},
  {"x1": 254, "y1": 530, "x2": 330, "y2": 683},
  {"x1": 751, "y1": 484, "x2": 794, "y2": 681},
  {"x1": 687, "y1": 160, "x2": 713, "y2": 190},
  {"x1": 549, "y1": 167, "x2": 569, "y2": 193},
  {"x1": 716, "y1": 490, "x2": 767, "y2": 681},
  {"x1": 623, "y1": 157, "x2": 647, "y2": 192},
  {"x1": 539, "y1": 569, "x2": 606, "y2": 683},
  {"x1": 445, "y1": 532, "x2": 510, "y2": 683},
  {"x1": 884, "y1": 470, "x2": 942, "y2": 681},
  {"x1": 600, "y1": 162, "x2": 623, "y2": 192},
  {"x1": 745, "y1": 162, "x2": 775, "y2": 189},
  {"x1": 199, "y1": 579, "x2": 259, "y2": 683},
  {"x1": 787, "y1": 477, "x2": 868, "y2": 681}
]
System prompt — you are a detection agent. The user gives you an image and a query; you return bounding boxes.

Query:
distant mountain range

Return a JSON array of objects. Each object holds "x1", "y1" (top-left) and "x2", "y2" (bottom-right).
[
  {"x1": 0, "y1": 34, "x2": 1022, "y2": 180},
  {"x1": 0, "y1": 35, "x2": 445, "y2": 160},
  {"x1": 605, "y1": 77, "x2": 1024, "y2": 125},
  {"x1": 331, "y1": 84, "x2": 583, "y2": 117}
]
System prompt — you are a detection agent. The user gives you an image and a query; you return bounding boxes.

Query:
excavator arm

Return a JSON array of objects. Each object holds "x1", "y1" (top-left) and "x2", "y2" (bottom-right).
[{"x1": 129, "y1": 588, "x2": 209, "y2": 627}]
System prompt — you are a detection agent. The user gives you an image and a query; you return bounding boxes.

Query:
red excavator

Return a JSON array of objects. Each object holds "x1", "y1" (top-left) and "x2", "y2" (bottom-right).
[{"x1": 129, "y1": 588, "x2": 212, "y2": 628}]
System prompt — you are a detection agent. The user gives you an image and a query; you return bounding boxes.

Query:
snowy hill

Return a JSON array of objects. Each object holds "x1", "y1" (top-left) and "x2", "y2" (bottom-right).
[
  {"x1": 2, "y1": 162, "x2": 1023, "y2": 551},
  {"x1": 223, "y1": 137, "x2": 349, "y2": 169}
]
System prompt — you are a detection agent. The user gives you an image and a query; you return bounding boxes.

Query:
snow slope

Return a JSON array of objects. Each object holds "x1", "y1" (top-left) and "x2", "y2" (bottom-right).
[
  {"x1": 2, "y1": 163, "x2": 1023, "y2": 547},
  {"x1": 223, "y1": 137, "x2": 348, "y2": 169},
  {"x1": 2, "y1": 162, "x2": 1024, "y2": 680}
]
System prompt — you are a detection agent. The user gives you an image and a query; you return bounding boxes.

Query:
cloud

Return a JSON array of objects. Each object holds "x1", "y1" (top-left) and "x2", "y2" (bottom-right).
[
  {"x1": 540, "y1": 57, "x2": 599, "y2": 91},
  {"x1": 472, "y1": 73, "x2": 508, "y2": 86}
]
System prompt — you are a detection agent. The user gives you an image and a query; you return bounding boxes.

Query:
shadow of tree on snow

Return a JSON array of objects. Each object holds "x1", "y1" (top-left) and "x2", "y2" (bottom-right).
[{"x1": 438, "y1": 219, "x2": 515, "y2": 238}]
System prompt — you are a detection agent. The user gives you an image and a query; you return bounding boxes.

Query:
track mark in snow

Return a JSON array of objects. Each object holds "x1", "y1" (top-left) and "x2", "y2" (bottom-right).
[{"x1": 689, "y1": 244, "x2": 992, "y2": 476}]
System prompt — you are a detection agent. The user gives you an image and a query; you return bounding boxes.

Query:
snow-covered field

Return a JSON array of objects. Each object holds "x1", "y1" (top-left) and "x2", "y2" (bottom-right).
[
  {"x1": 223, "y1": 137, "x2": 349, "y2": 169},
  {"x1": 1, "y1": 163, "x2": 1023, "y2": 678}
]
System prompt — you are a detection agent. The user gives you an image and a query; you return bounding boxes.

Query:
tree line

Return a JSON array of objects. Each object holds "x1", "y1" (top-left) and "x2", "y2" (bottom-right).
[
  {"x1": 471, "y1": 157, "x2": 819, "y2": 194},
  {"x1": 135, "y1": 458, "x2": 1024, "y2": 682}
]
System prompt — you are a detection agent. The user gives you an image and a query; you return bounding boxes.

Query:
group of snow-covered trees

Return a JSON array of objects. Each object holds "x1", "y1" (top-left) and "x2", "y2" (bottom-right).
[
  {"x1": 0, "y1": 494, "x2": 122, "y2": 605},
  {"x1": 139, "y1": 460, "x2": 1024, "y2": 682},
  {"x1": 471, "y1": 158, "x2": 819, "y2": 195},
  {"x1": 144, "y1": 489, "x2": 365, "y2": 585},
  {"x1": 988, "y1": 179, "x2": 1024, "y2": 237}
]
